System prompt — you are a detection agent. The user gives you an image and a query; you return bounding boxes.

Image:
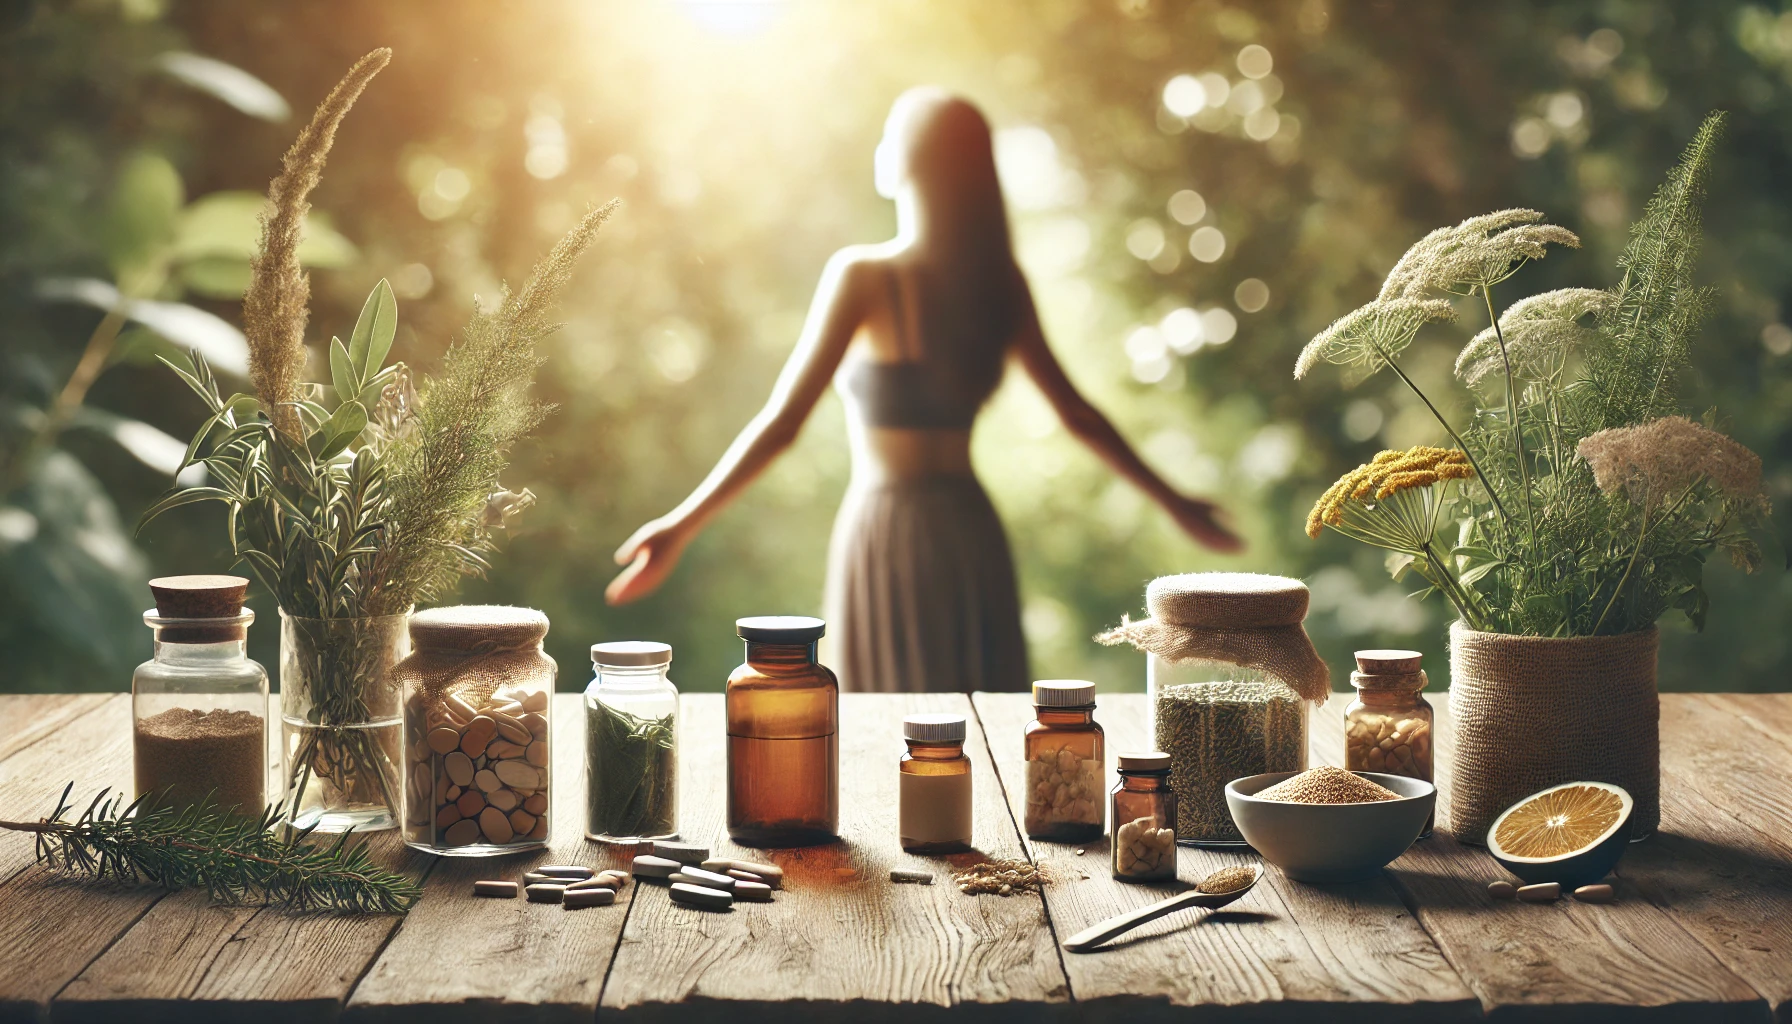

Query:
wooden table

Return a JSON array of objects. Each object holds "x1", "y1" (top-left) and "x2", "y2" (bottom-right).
[{"x1": 1, "y1": 691, "x2": 1789, "y2": 1023}]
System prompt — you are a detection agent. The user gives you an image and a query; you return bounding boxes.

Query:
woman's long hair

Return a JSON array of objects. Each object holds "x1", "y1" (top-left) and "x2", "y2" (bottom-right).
[{"x1": 884, "y1": 89, "x2": 1022, "y2": 401}]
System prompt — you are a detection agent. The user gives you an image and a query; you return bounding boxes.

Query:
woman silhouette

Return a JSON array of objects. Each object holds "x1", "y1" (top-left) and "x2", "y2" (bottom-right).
[{"x1": 607, "y1": 88, "x2": 1241, "y2": 692}]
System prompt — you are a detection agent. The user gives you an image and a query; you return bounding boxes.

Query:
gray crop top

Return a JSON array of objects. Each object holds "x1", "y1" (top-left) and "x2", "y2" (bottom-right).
[{"x1": 841, "y1": 266, "x2": 990, "y2": 430}]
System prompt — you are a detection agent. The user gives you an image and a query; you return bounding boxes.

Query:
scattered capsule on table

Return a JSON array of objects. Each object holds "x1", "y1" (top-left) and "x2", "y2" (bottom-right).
[
  {"x1": 651, "y1": 841, "x2": 709, "y2": 864},
  {"x1": 703, "y1": 858, "x2": 783, "y2": 888},
  {"x1": 526, "y1": 883, "x2": 568, "y2": 903},
  {"x1": 669, "y1": 881, "x2": 733, "y2": 910},
  {"x1": 1487, "y1": 880, "x2": 1516, "y2": 899},
  {"x1": 566, "y1": 876, "x2": 617, "y2": 892},
  {"x1": 733, "y1": 880, "x2": 773, "y2": 902},
  {"x1": 537, "y1": 865, "x2": 595, "y2": 879},
  {"x1": 631, "y1": 855, "x2": 682, "y2": 880},
  {"x1": 1516, "y1": 882, "x2": 1560, "y2": 903},
  {"x1": 669, "y1": 867, "x2": 737, "y2": 892},
  {"x1": 564, "y1": 887, "x2": 616, "y2": 909},
  {"x1": 473, "y1": 880, "x2": 519, "y2": 898},
  {"x1": 1574, "y1": 883, "x2": 1615, "y2": 903},
  {"x1": 890, "y1": 870, "x2": 935, "y2": 885}
]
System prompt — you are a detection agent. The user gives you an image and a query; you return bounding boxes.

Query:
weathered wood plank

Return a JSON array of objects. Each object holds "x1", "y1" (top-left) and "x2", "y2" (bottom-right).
[
  {"x1": 1605, "y1": 694, "x2": 1792, "y2": 1020},
  {"x1": 344, "y1": 693, "x2": 630, "y2": 1024},
  {"x1": 602, "y1": 692, "x2": 1068, "y2": 1023},
  {"x1": 0, "y1": 695, "x2": 164, "y2": 1024},
  {"x1": 974, "y1": 692, "x2": 1476, "y2": 1023},
  {"x1": 53, "y1": 694, "x2": 431, "y2": 1024},
  {"x1": 1358, "y1": 693, "x2": 1769, "y2": 1022},
  {"x1": 0, "y1": 696, "x2": 113, "y2": 766}
]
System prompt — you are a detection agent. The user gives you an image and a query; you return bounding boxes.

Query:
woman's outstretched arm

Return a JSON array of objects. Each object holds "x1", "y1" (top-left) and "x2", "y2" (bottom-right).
[
  {"x1": 606, "y1": 250, "x2": 872, "y2": 604},
  {"x1": 1010, "y1": 278, "x2": 1243, "y2": 553}
]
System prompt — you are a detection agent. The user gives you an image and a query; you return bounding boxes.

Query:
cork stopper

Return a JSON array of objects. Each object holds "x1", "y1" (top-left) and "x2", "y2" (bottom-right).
[
  {"x1": 1351, "y1": 648, "x2": 1426, "y2": 694},
  {"x1": 147, "y1": 575, "x2": 250, "y2": 643}
]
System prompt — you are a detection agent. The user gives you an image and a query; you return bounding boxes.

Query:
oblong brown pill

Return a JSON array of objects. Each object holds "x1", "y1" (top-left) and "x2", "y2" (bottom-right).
[
  {"x1": 473, "y1": 880, "x2": 518, "y2": 898},
  {"x1": 733, "y1": 880, "x2": 773, "y2": 902},
  {"x1": 525, "y1": 883, "x2": 567, "y2": 903},
  {"x1": 1573, "y1": 883, "x2": 1615, "y2": 903},
  {"x1": 564, "y1": 887, "x2": 617, "y2": 908},
  {"x1": 726, "y1": 869, "x2": 765, "y2": 884},
  {"x1": 1486, "y1": 880, "x2": 1516, "y2": 899},
  {"x1": 1516, "y1": 882, "x2": 1560, "y2": 903}
]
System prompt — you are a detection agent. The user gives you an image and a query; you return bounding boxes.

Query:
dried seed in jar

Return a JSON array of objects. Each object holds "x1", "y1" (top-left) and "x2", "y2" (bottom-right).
[
  {"x1": 460, "y1": 716, "x2": 498, "y2": 757},
  {"x1": 492, "y1": 712, "x2": 531, "y2": 745},
  {"x1": 455, "y1": 789, "x2": 485, "y2": 817},
  {"x1": 509, "y1": 810, "x2": 536, "y2": 835},
  {"x1": 427, "y1": 727, "x2": 462, "y2": 755},
  {"x1": 493, "y1": 760, "x2": 541, "y2": 790},
  {"x1": 474, "y1": 769, "x2": 502, "y2": 793},
  {"x1": 444, "y1": 818, "x2": 481, "y2": 846},
  {"x1": 445, "y1": 694, "x2": 480, "y2": 722},
  {"x1": 487, "y1": 788, "x2": 519, "y2": 812},
  {"x1": 521, "y1": 690, "x2": 549, "y2": 713},
  {"x1": 444, "y1": 751, "x2": 475, "y2": 788},
  {"x1": 523, "y1": 793, "x2": 549, "y2": 815},
  {"x1": 479, "y1": 806, "x2": 515, "y2": 844}
]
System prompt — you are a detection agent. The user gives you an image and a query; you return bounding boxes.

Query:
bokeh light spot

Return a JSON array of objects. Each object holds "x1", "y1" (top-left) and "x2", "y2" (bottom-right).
[
  {"x1": 1162, "y1": 74, "x2": 1207, "y2": 117},
  {"x1": 1234, "y1": 277, "x2": 1269, "y2": 312},
  {"x1": 1237, "y1": 44, "x2": 1274, "y2": 79},
  {"x1": 1125, "y1": 218, "x2": 1167, "y2": 260},
  {"x1": 1188, "y1": 225, "x2": 1226, "y2": 262},
  {"x1": 1167, "y1": 188, "x2": 1206, "y2": 224}
]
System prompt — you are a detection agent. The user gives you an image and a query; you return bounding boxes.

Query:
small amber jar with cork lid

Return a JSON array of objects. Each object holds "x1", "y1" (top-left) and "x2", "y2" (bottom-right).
[
  {"x1": 1345, "y1": 649, "x2": 1434, "y2": 837},
  {"x1": 133, "y1": 575, "x2": 269, "y2": 818},
  {"x1": 899, "y1": 713, "x2": 972, "y2": 853}
]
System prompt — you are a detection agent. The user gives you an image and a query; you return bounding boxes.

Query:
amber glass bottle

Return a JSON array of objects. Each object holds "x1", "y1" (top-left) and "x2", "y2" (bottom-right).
[
  {"x1": 726, "y1": 616, "x2": 838, "y2": 847},
  {"x1": 1345, "y1": 649, "x2": 1434, "y2": 837},
  {"x1": 1023, "y1": 679, "x2": 1104, "y2": 843},
  {"x1": 898, "y1": 713, "x2": 972, "y2": 854}
]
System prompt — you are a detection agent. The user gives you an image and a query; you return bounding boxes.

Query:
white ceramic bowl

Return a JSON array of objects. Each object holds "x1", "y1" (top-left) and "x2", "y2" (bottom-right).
[{"x1": 1225, "y1": 771, "x2": 1435, "y2": 883}]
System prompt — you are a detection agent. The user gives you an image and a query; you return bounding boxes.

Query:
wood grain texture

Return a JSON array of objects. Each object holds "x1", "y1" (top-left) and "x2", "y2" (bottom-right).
[
  {"x1": 0, "y1": 695, "x2": 163, "y2": 1024},
  {"x1": 601, "y1": 692, "x2": 1068, "y2": 1024},
  {"x1": 345, "y1": 694, "x2": 629, "y2": 1024},
  {"x1": 1353, "y1": 693, "x2": 1769, "y2": 1022},
  {"x1": 974, "y1": 692, "x2": 1477, "y2": 1023},
  {"x1": 0, "y1": 696, "x2": 112, "y2": 766},
  {"x1": 52, "y1": 693, "x2": 429, "y2": 1024},
  {"x1": 1607, "y1": 694, "x2": 1792, "y2": 1020}
]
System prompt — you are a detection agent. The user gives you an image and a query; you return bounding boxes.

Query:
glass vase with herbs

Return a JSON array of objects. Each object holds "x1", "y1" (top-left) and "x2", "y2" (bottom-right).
[
  {"x1": 584, "y1": 641, "x2": 678, "y2": 843},
  {"x1": 139, "y1": 49, "x2": 616, "y2": 831}
]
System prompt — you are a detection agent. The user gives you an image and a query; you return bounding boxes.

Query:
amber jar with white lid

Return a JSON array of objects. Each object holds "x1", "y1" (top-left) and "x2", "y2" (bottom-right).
[
  {"x1": 899, "y1": 713, "x2": 972, "y2": 853},
  {"x1": 1023, "y1": 679, "x2": 1104, "y2": 843},
  {"x1": 398, "y1": 605, "x2": 555, "y2": 856}
]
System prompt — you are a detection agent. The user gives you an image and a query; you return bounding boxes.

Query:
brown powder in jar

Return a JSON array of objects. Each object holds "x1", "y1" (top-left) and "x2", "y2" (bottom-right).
[
  {"x1": 1256, "y1": 765, "x2": 1399, "y2": 804},
  {"x1": 135, "y1": 708, "x2": 265, "y2": 816}
]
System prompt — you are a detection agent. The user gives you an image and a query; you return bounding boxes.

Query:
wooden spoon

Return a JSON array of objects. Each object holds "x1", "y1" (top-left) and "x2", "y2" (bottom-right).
[{"x1": 1061, "y1": 865, "x2": 1262, "y2": 953}]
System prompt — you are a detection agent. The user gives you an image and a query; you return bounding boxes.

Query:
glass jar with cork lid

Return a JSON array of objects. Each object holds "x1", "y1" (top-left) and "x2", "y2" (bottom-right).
[
  {"x1": 1100, "y1": 573, "x2": 1330, "y2": 846},
  {"x1": 398, "y1": 605, "x2": 555, "y2": 856},
  {"x1": 727, "y1": 616, "x2": 838, "y2": 847},
  {"x1": 1345, "y1": 648, "x2": 1434, "y2": 836},
  {"x1": 133, "y1": 575, "x2": 269, "y2": 819},
  {"x1": 1023, "y1": 679, "x2": 1104, "y2": 843}
]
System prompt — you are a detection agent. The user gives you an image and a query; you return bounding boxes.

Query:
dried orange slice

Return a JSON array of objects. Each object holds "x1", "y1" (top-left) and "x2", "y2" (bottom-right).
[{"x1": 1486, "y1": 781, "x2": 1633, "y2": 887}]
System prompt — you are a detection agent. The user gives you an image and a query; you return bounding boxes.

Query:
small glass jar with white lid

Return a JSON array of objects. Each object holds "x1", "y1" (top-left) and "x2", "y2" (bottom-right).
[{"x1": 585, "y1": 641, "x2": 679, "y2": 843}]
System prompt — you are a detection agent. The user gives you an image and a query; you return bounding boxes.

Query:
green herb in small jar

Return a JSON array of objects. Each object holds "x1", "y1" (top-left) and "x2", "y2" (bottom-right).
[{"x1": 585, "y1": 642, "x2": 678, "y2": 842}]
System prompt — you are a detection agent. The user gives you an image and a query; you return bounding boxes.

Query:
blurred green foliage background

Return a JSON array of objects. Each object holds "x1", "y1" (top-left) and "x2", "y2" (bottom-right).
[{"x1": 3, "y1": 0, "x2": 1788, "y2": 694}]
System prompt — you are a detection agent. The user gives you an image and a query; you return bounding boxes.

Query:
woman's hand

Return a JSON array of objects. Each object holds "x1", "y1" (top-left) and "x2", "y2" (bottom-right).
[
  {"x1": 1168, "y1": 495, "x2": 1244, "y2": 553},
  {"x1": 605, "y1": 517, "x2": 691, "y2": 605}
]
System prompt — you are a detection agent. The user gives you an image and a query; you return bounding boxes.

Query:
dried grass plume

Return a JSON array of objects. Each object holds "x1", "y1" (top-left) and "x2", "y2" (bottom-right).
[
  {"x1": 244, "y1": 48, "x2": 392, "y2": 437},
  {"x1": 1577, "y1": 415, "x2": 1764, "y2": 510}
]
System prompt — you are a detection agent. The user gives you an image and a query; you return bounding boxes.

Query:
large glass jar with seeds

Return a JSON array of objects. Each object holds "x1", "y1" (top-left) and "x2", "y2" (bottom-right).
[
  {"x1": 398, "y1": 606, "x2": 555, "y2": 856},
  {"x1": 1102, "y1": 573, "x2": 1330, "y2": 846}
]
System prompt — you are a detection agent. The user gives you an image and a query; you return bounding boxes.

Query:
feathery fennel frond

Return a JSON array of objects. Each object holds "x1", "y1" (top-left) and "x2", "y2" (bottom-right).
[
  {"x1": 369, "y1": 201, "x2": 619, "y2": 611},
  {"x1": 1456, "y1": 288, "x2": 1613, "y2": 386},
  {"x1": 244, "y1": 48, "x2": 391, "y2": 439},
  {"x1": 1582, "y1": 111, "x2": 1725, "y2": 430}
]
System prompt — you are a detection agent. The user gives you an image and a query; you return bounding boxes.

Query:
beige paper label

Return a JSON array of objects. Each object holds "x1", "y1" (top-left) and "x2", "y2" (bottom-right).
[{"x1": 900, "y1": 771, "x2": 972, "y2": 844}]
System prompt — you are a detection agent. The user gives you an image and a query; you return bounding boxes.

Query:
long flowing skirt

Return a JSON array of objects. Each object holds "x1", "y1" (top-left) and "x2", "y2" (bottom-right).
[{"x1": 823, "y1": 475, "x2": 1030, "y2": 693}]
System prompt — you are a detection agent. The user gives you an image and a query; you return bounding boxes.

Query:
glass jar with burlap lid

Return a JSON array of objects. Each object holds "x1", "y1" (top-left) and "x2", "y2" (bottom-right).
[
  {"x1": 1100, "y1": 572, "x2": 1329, "y2": 845},
  {"x1": 398, "y1": 605, "x2": 557, "y2": 856}
]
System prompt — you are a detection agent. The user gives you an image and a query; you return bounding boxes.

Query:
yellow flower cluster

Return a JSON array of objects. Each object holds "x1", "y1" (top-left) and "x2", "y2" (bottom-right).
[{"x1": 1306, "y1": 446, "x2": 1474, "y2": 538}]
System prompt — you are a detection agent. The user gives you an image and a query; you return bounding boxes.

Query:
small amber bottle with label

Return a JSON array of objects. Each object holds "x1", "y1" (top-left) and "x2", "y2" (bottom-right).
[
  {"x1": 899, "y1": 713, "x2": 972, "y2": 853},
  {"x1": 1023, "y1": 680, "x2": 1104, "y2": 843},
  {"x1": 726, "y1": 616, "x2": 839, "y2": 847}
]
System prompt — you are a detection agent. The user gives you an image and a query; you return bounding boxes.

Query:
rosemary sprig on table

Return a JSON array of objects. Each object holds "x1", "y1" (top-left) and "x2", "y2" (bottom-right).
[{"x1": 0, "y1": 784, "x2": 420, "y2": 913}]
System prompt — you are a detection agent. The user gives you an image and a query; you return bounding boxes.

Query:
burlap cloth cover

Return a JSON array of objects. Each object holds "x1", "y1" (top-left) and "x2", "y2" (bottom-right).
[
  {"x1": 1449, "y1": 621, "x2": 1659, "y2": 844},
  {"x1": 398, "y1": 605, "x2": 554, "y2": 705},
  {"x1": 1098, "y1": 573, "x2": 1330, "y2": 702}
]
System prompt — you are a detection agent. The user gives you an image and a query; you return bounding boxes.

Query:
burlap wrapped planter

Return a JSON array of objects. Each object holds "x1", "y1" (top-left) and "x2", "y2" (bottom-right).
[{"x1": 1447, "y1": 622, "x2": 1659, "y2": 845}]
